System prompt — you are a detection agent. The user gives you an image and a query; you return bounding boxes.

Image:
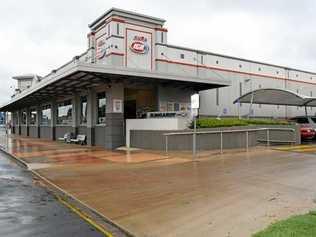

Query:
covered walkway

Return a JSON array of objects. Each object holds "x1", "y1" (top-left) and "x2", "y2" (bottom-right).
[
  {"x1": 234, "y1": 88, "x2": 316, "y2": 116},
  {"x1": 234, "y1": 88, "x2": 316, "y2": 107}
]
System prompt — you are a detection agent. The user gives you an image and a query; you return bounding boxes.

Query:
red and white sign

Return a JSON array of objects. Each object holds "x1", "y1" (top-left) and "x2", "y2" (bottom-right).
[
  {"x1": 96, "y1": 37, "x2": 107, "y2": 60},
  {"x1": 130, "y1": 36, "x2": 149, "y2": 54},
  {"x1": 126, "y1": 29, "x2": 152, "y2": 70}
]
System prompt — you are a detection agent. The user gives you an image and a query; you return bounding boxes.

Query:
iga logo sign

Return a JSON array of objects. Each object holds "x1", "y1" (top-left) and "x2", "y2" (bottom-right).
[
  {"x1": 96, "y1": 39, "x2": 107, "y2": 59},
  {"x1": 130, "y1": 36, "x2": 149, "y2": 54}
]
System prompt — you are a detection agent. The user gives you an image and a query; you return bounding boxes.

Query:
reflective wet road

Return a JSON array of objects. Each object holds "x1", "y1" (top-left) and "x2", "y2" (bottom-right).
[{"x1": 0, "y1": 151, "x2": 103, "y2": 237}]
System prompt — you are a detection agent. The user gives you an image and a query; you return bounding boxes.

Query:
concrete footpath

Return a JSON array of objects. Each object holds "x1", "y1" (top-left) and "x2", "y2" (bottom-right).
[{"x1": 1, "y1": 133, "x2": 316, "y2": 237}]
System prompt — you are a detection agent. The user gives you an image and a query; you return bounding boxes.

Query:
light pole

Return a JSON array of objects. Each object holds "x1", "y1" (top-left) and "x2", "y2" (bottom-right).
[{"x1": 244, "y1": 79, "x2": 253, "y2": 119}]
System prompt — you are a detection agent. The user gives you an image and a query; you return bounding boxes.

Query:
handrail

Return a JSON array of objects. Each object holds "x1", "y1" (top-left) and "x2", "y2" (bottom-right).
[
  {"x1": 163, "y1": 127, "x2": 296, "y2": 157},
  {"x1": 163, "y1": 127, "x2": 295, "y2": 136}
]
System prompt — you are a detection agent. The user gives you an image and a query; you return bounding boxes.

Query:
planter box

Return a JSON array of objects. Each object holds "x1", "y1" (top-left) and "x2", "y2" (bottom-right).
[{"x1": 130, "y1": 125, "x2": 300, "y2": 151}]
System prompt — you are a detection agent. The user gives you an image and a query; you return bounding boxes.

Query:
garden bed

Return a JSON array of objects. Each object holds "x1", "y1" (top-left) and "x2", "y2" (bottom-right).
[{"x1": 191, "y1": 118, "x2": 289, "y2": 129}]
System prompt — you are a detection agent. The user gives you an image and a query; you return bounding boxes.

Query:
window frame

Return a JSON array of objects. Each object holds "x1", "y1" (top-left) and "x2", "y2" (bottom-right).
[
  {"x1": 41, "y1": 104, "x2": 52, "y2": 126},
  {"x1": 116, "y1": 23, "x2": 120, "y2": 35},
  {"x1": 29, "y1": 108, "x2": 37, "y2": 125},
  {"x1": 97, "y1": 92, "x2": 106, "y2": 125},
  {"x1": 56, "y1": 100, "x2": 73, "y2": 125}
]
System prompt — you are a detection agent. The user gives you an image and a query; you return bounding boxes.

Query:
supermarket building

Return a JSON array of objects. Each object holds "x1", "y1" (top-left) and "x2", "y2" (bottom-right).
[{"x1": 1, "y1": 8, "x2": 316, "y2": 149}]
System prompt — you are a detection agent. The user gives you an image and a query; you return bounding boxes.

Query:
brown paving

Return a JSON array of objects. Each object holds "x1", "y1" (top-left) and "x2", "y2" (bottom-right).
[
  {"x1": 2, "y1": 135, "x2": 316, "y2": 236},
  {"x1": 3, "y1": 135, "x2": 168, "y2": 165}
]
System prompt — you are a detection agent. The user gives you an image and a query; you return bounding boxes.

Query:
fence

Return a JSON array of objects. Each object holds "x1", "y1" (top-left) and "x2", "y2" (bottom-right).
[{"x1": 163, "y1": 127, "x2": 296, "y2": 157}]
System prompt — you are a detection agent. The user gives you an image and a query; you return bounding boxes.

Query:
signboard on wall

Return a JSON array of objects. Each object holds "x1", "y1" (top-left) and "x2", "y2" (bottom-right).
[
  {"x1": 130, "y1": 36, "x2": 150, "y2": 54},
  {"x1": 96, "y1": 35, "x2": 107, "y2": 60},
  {"x1": 191, "y1": 94, "x2": 200, "y2": 109},
  {"x1": 191, "y1": 94, "x2": 199, "y2": 117},
  {"x1": 113, "y1": 99, "x2": 123, "y2": 113},
  {"x1": 126, "y1": 29, "x2": 152, "y2": 70}
]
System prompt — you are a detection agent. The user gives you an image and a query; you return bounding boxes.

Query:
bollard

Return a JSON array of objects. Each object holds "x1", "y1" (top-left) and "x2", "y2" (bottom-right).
[
  {"x1": 246, "y1": 131, "x2": 249, "y2": 151},
  {"x1": 165, "y1": 136, "x2": 168, "y2": 156},
  {"x1": 220, "y1": 132, "x2": 223, "y2": 154},
  {"x1": 267, "y1": 129, "x2": 270, "y2": 146}
]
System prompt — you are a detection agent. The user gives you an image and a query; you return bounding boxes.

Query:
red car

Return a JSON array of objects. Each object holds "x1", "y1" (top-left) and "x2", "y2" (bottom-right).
[{"x1": 300, "y1": 124, "x2": 316, "y2": 140}]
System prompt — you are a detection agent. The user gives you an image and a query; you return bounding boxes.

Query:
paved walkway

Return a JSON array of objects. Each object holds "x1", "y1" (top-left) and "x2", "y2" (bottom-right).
[
  {"x1": 1, "y1": 134, "x2": 316, "y2": 237},
  {"x1": 0, "y1": 136, "x2": 175, "y2": 165}
]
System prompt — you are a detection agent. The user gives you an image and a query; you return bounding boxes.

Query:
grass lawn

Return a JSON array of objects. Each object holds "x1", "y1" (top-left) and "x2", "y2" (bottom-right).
[
  {"x1": 253, "y1": 211, "x2": 316, "y2": 237},
  {"x1": 191, "y1": 118, "x2": 289, "y2": 129}
]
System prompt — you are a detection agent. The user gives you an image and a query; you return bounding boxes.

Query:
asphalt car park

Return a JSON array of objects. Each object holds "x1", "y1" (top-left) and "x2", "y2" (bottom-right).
[{"x1": 0, "y1": 151, "x2": 104, "y2": 237}]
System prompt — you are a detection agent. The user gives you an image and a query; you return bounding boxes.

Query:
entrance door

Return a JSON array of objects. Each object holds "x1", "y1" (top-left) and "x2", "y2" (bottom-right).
[{"x1": 124, "y1": 100, "x2": 136, "y2": 119}]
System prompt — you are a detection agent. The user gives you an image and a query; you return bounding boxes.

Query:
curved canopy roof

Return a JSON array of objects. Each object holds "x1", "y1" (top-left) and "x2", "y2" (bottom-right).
[{"x1": 233, "y1": 88, "x2": 316, "y2": 107}]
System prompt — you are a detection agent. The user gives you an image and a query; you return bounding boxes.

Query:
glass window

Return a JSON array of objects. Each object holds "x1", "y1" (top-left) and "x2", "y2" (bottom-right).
[
  {"x1": 167, "y1": 102, "x2": 174, "y2": 112},
  {"x1": 97, "y1": 92, "x2": 106, "y2": 124},
  {"x1": 180, "y1": 103, "x2": 186, "y2": 111},
  {"x1": 116, "y1": 23, "x2": 120, "y2": 35},
  {"x1": 80, "y1": 96, "x2": 87, "y2": 124},
  {"x1": 22, "y1": 111, "x2": 27, "y2": 125},
  {"x1": 30, "y1": 109, "x2": 37, "y2": 125},
  {"x1": 57, "y1": 100, "x2": 72, "y2": 125},
  {"x1": 174, "y1": 103, "x2": 180, "y2": 111},
  {"x1": 41, "y1": 105, "x2": 51, "y2": 125}
]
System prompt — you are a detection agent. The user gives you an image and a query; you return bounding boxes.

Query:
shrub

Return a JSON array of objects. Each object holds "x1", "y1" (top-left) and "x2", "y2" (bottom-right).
[{"x1": 190, "y1": 118, "x2": 288, "y2": 129}]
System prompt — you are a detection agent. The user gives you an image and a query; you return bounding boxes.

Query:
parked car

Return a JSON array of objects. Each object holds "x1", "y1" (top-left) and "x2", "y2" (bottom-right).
[
  {"x1": 300, "y1": 124, "x2": 316, "y2": 140},
  {"x1": 289, "y1": 116, "x2": 316, "y2": 140}
]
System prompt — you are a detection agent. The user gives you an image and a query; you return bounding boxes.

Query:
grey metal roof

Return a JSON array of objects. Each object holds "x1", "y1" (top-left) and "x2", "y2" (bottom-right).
[
  {"x1": 157, "y1": 43, "x2": 316, "y2": 76},
  {"x1": 233, "y1": 88, "x2": 316, "y2": 107},
  {"x1": 0, "y1": 62, "x2": 231, "y2": 111},
  {"x1": 12, "y1": 74, "x2": 39, "y2": 80},
  {"x1": 89, "y1": 8, "x2": 166, "y2": 29}
]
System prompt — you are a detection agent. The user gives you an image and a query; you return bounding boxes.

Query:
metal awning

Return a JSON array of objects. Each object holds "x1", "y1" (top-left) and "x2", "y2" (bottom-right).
[
  {"x1": 0, "y1": 62, "x2": 231, "y2": 111},
  {"x1": 234, "y1": 88, "x2": 316, "y2": 107}
]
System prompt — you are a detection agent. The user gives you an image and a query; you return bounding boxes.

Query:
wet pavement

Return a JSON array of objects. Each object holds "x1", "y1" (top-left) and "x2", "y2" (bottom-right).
[
  {"x1": 0, "y1": 151, "x2": 104, "y2": 237},
  {"x1": 3, "y1": 133, "x2": 316, "y2": 236}
]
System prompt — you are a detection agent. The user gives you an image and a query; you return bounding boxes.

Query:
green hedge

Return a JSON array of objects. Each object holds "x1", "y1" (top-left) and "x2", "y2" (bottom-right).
[{"x1": 190, "y1": 118, "x2": 289, "y2": 129}]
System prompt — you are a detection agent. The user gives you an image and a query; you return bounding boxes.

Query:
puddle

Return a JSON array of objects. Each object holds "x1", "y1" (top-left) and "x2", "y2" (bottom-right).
[
  {"x1": 0, "y1": 175, "x2": 23, "y2": 182},
  {"x1": 27, "y1": 163, "x2": 51, "y2": 170}
]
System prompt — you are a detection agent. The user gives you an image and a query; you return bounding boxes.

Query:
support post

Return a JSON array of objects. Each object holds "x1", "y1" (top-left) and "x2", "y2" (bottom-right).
[
  {"x1": 267, "y1": 129, "x2": 270, "y2": 146},
  {"x1": 165, "y1": 135, "x2": 168, "y2": 156},
  {"x1": 72, "y1": 93, "x2": 80, "y2": 136},
  {"x1": 220, "y1": 131, "x2": 223, "y2": 154},
  {"x1": 36, "y1": 105, "x2": 41, "y2": 138},
  {"x1": 86, "y1": 88, "x2": 96, "y2": 146},
  {"x1": 246, "y1": 131, "x2": 249, "y2": 151},
  {"x1": 26, "y1": 107, "x2": 30, "y2": 136},
  {"x1": 305, "y1": 106, "x2": 308, "y2": 117},
  {"x1": 51, "y1": 101, "x2": 57, "y2": 140},
  {"x1": 11, "y1": 111, "x2": 16, "y2": 134},
  {"x1": 192, "y1": 117, "x2": 197, "y2": 158},
  {"x1": 18, "y1": 110, "x2": 22, "y2": 135}
]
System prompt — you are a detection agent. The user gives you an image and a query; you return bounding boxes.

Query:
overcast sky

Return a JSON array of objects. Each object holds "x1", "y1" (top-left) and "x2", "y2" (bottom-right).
[{"x1": 1, "y1": 0, "x2": 316, "y2": 103}]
